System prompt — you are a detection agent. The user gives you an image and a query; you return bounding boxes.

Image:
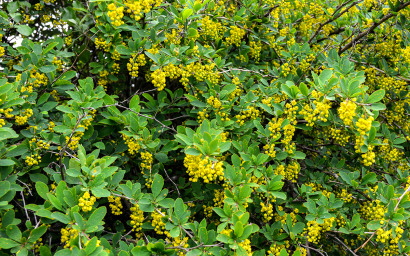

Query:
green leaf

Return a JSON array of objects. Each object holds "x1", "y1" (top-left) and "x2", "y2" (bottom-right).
[
  {"x1": 0, "y1": 181, "x2": 10, "y2": 198},
  {"x1": 368, "y1": 127, "x2": 376, "y2": 142},
  {"x1": 91, "y1": 187, "x2": 110, "y2": 197},
  {"x1": 0, "y1": 127, "x2": 19, "y2": 141},
  {"x1": 6, "y1": 225, "x2": 21, "y2": 241},
  {"x1": 367, "y1": 220, "x2": 381, "y2": 230},
  {"x1": 0, "y1": 159, "x2": 15, "y2": 166},
  {"x1": 7, "y1": 2, "x2": 18, "y2": 13},
  {"x1": 291, "y1": 151, "x2": 305, "y2": 159},
  {"x1": 86, "y1": 207, "x2": 107, "y2": 232},
  {"x1": 16, "y1": 25, "x2": 32, "y2": 36},
  {"x1": 36, "y1": 182, "x2": 49, "y2": 200},
  {"x1": 234, "y1": 221, "x2": 244, "y2": 237},
  {"x1": 0, "y1": 238, "x2": 20, "y2": 249},
  {"x1": 185, "y1": 147, "x2": 201, "y2": 156},
  {"x1": 174, "y1": 198, "x2": 185, "y2": 219},
  {"x1": 131, "y1": 246, "x2": 151, "y2": 256},
  {"x1": 39, "y1": 65, "x2": 57, "y2": 73},
  {"x1": 130, "y1": 95, "x2": 140, "y2": 111},
  {"x1": 188, "y1": 28, "x2": 198, "y2": 37},
  {"x1": 319, "y1": 69, "x2": 333, "y2": 84},
  {"x1": 279, "y1": 248, "x2": 289, "y2": 256},
  {"x1": 367, "y1": 89, "x2": 385, "y2": 103},
  {"x1": 152, "y1": 174, "x2": 164, "y2": 198},
  {"x1": 361, "y1": 172, "x2": 377, "y2": 185},
  {"x1": 181, "y1": 9, "x2": 193, "y2": 20},
  {"x1": 51, "y1": 212, "x2": 71, "y2": 224},
  {"x1": 43, "y1": 42, "x2": 59, "y2": 55},
  {"x1": 299, "y1": 82, "x2": 309, "y2": 97},
  {"x1": 27, "y1": 225, "x2": 47, "y2": 243},
  {"x1": 116, "y1": 45, "x2": 133, "y2": 55}
]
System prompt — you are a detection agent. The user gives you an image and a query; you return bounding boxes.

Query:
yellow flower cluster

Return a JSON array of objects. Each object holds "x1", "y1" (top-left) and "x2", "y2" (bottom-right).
[
  {"x1": 356, "y1": 116, "x2": 374, "y2": 136},
  {"x1": 108, "y1": 196, "x2": 123, "y2": 215},
  {"x1": 151, "y1": 210, "x2": 168, "y2": 236},
  {"x1": 107, "y1": 3, "x2": 124, "y2": 27},
  {"x1": 362, "y1": 145, "x2": 375, "y2": 166},
  {"x1": 249, "y1": 40, "x2": 262, "y2": 62},
  {"x1": 124, "y1": 0, "x2": 162, "y2": 21},
  {"x1": 336, "y1": 189, "x2": 352, "y2": 203},
  {"x1": 267, "y1": 242, "x2": 290, "y2": 256},
  {"x1": 52, "y1": 57, "x2": 65, "y2": 72},
  {"x1": 207, "y1": 96, "x2": 222, "y2": 109},
  {"x1": 201, "y1": 16, "x2": 222, "y2": 39},
  {"x1": 65, "y1": 36, "x2": 72, "y2": 46},
  {"x1": 203, "y1": 205, "x2": 213, "y2": 217},
  {"x1": 140, "y1": 151, "x2": 153, "y2": 169},
  {"x1": 305, "y1": 217, "x2": 335, "y2": 243},
  {"x1": 34, "y1": 3, "x2": 43, "y2": 10},
  {"x1": 112, "y1": 50, "x2": 120, "y2": 61},
  {"x1": 235, "y1": 106, "x2": 261, "y2": 125},
  {"x1": 329, "y1": 128, "x2": 350, "y2": 146},
  {"x1": 305, "y1": 182, "x2": 331, "y2": 198},
  {"x1": 300, "y1": 93, "x2": 331, "y2": 126},
  {"x1": 376, "y1": 226, "x2": 404, "y2": 255},
  {"x1": 360, "y1": 200, "x2": 385, "y2": 220},
  {"x1": 0, "y1": 46, "x2": 4, "y2": 58},
  {"x1": 123, "y1": 135, "x2": 141, "y2": 155},
  {"x1": 127, "y1": 54, "x2": 147, "y2": 77},
  {"x1": 151, "y1": 69, "x2": 167, "y2": 91},
  {"x1": 238, "y1": 239, "x2": 252, "y2": 255},
  {"x1": 282, "y1": 124, "x2": 296, "y2": 154},
  {"x1": 41, "y1": 15, "x2": 51, "y2": 23},
  {"x1": 284, "y1": 100, "x2": 298, "y2": 124},
  {"x1": 184, "y1": 154, "x2": 224, "y2": 183},
  {"x1": 226, "y1": 26, "x2": 246, "y2": 47},
  {"x1": 274, "y1": 207, "x2": 299, "y2": 225},
  {"x1": 31, "y1": 237, "x2": 43, "y2": 253},
  {"x1": 30, "y1": 70, "x2": 48, "y2": 88},
  {"x1": 213, "y1": 189, "x2": 226, "y2": 208},
  {"x1": 166, "y1": 237, "x2": 189, "y2": 256},
  {"x1": 261, "y1": 202, "x2": 274, "y2": 222},
  {"x1": 263, "y1": 143, "x2": 276, "y2": 158},
  {"x1": 60, "y1": 226, "x2": 78, "y2": 248},
  {"x1": 15, "y1": 109, "x2": 33, "y2": 125},
  {"x1": 281, "y1": 63, "x2": 291, "y2": 77},
  {"x1": 379, "y1": 139, "x2": 402, "y2": 163},
  {"x1": 197, "y1": 109, "x2": 209, "y2": 123},
  {"x1": 78, "y1": 191, "x2": 96, "y2": 212},
  {"x1": 268, "y1": 118, "x2": 283, "y2": 140},
  {"x1": 30, "y1": 138, "x2": 50, "y2": 150},
  {"x1": 95, "y1": 37, "x2": 111, "y2": 52},
  {"x1": 25, "y1": 154, "x2": 41, "y2": 166},
  {"x1": 338, "y1": 100, "x2": 356, "y2": 126},
  {"x1": 130, "y1": 204, "x2": 144, "y2": 237}
]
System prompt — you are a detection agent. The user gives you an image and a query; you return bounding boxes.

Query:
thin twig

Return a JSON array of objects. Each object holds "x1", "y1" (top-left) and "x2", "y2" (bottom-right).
[
  {"x1": 354, "y1": 232, "x2": 376, "y2": 253},
  {"x1": 339, "y1": 1, "x2": 410, "y2": 54},
  {"x1": 329, "y1": 234, "x2": 359, "y2": 255},
  {"x1": 163, "y1": 168, "x2": 181, "y2": 197},
  {"x1": 394, "y1": 184, "x2": 410, "y2": 211},
  {"x1": 20, "y1": 191, "x2": 31, "y2": 222}
]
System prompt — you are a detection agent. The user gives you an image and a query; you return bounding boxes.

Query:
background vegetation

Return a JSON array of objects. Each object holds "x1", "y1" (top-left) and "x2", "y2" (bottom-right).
[{"x1": 0, "y1": 0, "x2": 410, "y2": 255}]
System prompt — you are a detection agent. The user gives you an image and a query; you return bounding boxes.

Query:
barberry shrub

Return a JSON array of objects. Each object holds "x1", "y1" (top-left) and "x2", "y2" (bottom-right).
[{"x1": 0, "y1": 0, "x2": 410, "y2": 255}]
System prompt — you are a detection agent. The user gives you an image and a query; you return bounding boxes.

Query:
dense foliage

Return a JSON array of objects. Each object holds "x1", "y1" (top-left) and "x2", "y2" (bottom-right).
[{"x1": 0, "y1": 0, "x2": 410, "y2": 255}]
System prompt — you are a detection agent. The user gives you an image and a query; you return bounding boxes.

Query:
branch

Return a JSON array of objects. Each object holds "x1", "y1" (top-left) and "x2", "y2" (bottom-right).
[
  {"x1": 394, "y1": 184, "x2": 410, "y2": 211},
  {"x1": 339, "y1": 1, "x2": 410, "y2": 54},
  {"x1": 308, "y1": 0, "x2": 362, "y2": 44},
  {"x1": 353, "y1": 232, "x2": 376, "y2": 253},
  {"x1": 329, "y1": 234, "x2": 359, "y2": 255}
]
